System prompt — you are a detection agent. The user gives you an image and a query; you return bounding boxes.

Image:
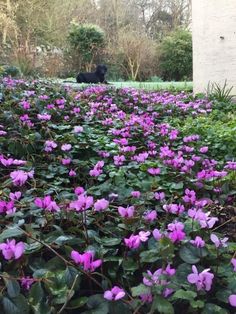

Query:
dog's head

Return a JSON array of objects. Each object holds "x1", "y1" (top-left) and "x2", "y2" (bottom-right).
[{"x1": 96, "y1": 64, "x2": 107, "y2": 75}]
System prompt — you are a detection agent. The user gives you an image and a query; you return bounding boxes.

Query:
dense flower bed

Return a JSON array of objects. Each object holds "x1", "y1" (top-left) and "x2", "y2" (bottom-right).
[{"x1": 0, "y1": 77, "x2": 235, "y2": 313}]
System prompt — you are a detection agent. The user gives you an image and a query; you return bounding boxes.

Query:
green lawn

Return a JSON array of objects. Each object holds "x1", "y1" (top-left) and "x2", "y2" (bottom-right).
[{"x1": 56, "y1": 79, "x2": 193, "y2": 91}]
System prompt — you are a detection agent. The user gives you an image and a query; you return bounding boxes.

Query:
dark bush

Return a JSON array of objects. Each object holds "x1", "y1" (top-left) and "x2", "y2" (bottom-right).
[{"x1": 159, "y1": 29, "x2": 192, "y2": 81}]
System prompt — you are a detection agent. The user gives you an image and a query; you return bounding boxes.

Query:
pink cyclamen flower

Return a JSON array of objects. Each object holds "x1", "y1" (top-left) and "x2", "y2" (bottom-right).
[
  {"x1": 0, "y1": 239, "x2": 25, "y2": 260},
  {"x1": 61, "y1": 158, "x2": 71, "y2": 165},
  {"x1": 37, "y1": 113, "x2": 51, "y2": 121},
  {"x1": 147, "y1": 168, "x2": 161, "y2": 176},
  {"x1": 167, "y1": 221, "x2": 186, "y2": 243},
  {"x1": 89, "y1": 160, "x2": 104, "y2": 177},
  {"x1": 154, "y1": 192, "x2": 165, "y2": 201},
  {"x1": 69, "y1": 194, "x2": 94, "y2": 212},
  {"x1": 114, "y1": 155, "x2": 125, "y2": 166},
  {"x1": 61, "y1": 144, "x2": 72, "y2": 151},
  {"x1": 10, "y1": 170, "x2": 34, "y2": 186},
  {"x1": 187, "y1": 265, "x2": 214, "y2": 291},
  {"x1": 74, "y1": 126, "x2": 83, "y2": 133},
  {"x1": 34, "y1": 195, "x2": 60, "y2": 212},
  {"x1": 199, "y1": 146, "x2": 208, "y2": 153},
  {"x1": 124, "y1": 234, "x2": 141, "y2": 249},
  {"x1": 231, "y1": 258, "x2": 236, "y2": 272},
  {"x1": 20, "y1": 101, "x2": 31, "y2": 109},
  {"x1": 44, "y1": 140, "x2": 57, "y2": 152},
  {"x1": 21, "y1": 277, "x2": 35, "y2": 290},
  {"x1": 131, "y1": 191, "x2": 141, "y2": 198},
  {"x1": 143, "y1": 264, "x2": 175, "y2": 287},
  {"x1": 190, "y1": 236, "x2": 205, "y2": 248},
  {"x1": 143, "y1": 210, "x2": 157, "y2": 222},
  {"x1": 74, "y1": 187, "x2": 85, "y2": 195},
  {"x1": 94, "y1": 199, "x2": 109, "y2": 212},
  {"x1": 229, "y1": 295, "x2": 236, "y2": 307},
  {"x1": 0, "y1": 200, "x2": 16, "y2": 215},
  {"x1": 71, "y1": 250, "x2": 102, "y2": 271},
  {"x1": 153, "y1": 229, "x2": 163, "y2": 240},
  {"x1": 9, "y1": 191, "x2": 21, "y2": 201},
  {"x1": 188, "y1": 208, "x2": 218, "y2": 229},
  {"x1": 104, "y1": 286, "x2": 125, "y2": 301},
  {"x1": 183, "y1": 189, "x2": 196, "y2": 205},
  {"x1": 210, "y1": 234, "x2": 228, "y2": 248},
  {"x1": 139, "y1": 231, "x2": 151, "y2": 242},
  {"x1": 118, "y1": 206, "x2": 134, "y2": 218},
  {"x1": 0, "y1": 130, "x2": 7, "y2": 136},
  {"x1": 163, "y1": 203, "x2": 185, "y2": 215},
  {"x1": 140, "y1": 293, "x2": 153, "y2": 303},
  {"x1": 69, "y1": 169, "x2": 76, "y2": 177}
]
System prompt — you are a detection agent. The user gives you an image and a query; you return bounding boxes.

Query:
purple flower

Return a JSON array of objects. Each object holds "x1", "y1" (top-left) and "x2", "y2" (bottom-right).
[
  {"x1": 71, "y1": 250, "x2": 102, "y2": 271},
  {"x1": 131, "y1": 191, "x2": 141, "y2": 198},
  {"x1": 69, "y1": 169, "x2": 76, "y2": 177},
  {"x1": 61, "y1": 144, "x2": 72, "y2": 151},
  {"x1": 20, "y1": 100, "x2": 30, "y2": 109},
  {"x1": 199, "y1": 146, "x2": 208, "y2": 153},
  {"x1": 187, "y1": 265, "x2": 214, "y2": 291},
  {"x1": 190, "y1": 236, "x2": 205, "y2": 248},
  {"x1": 167, "y1": 221, "x2": 185, "y2": 243},
  {"x1": 44, "y1": 140, "x2": 57, "y2": 152},
  {"x1": 229, "y1": 295, "x2": 236, "y2": 307},
  {"x1": 114, "y1": 155, "x2": 125, "y2": 166},
  {"x1": 0, "y1": 239, "x2": 25, "y2": 260},
  {"x1": 34, "y1": 195, "x2": 60, "y2": 212},
  {"x1": 74, "y1": 187, "x2": 85, "y2": 195},
  {"x1": 89, "y1": 161, "x2": 104, "y2": 177},
  {"x1": 0, "y1": 200, "x2": 16, "y2": 215},
  {"x1": 61, "y1": 158, "x2": 71, "y2": 165},
  {"x1": 124, "y1": 234, "x2": 141, "y2": 249},
  {"x1": 163, "y1": 203, "x2": 185, "y2": 215},
  {"x1": 139, "y1": 231, "x2": 151, "y2": 242},
  {"x1": 143, "y1": 210, "x2": 157, "y2": 222},
  {"x1": 143, "y1": 265, "x2": 175, "y2": 288},
  {"x1": 231, "y1": 258, "x2": 236, "y2": 272},
  {"x1": 10, "y1": 170, "x2": 34, "y2": 186},
  {"x1": 225, "y1": 161, "x2": 236, "y2": 170},
  {"x1": 104, "y1": 286, "x2": 125, "y2": 301},
  {"x1": 74, "y1": 126, "x2": 83, "y2": 133},
  {"x1": 69, "y1": 194, "x2": 94, "y2": 212},
  {"x1": 210, "y1": 234, "x2": 228, "y2": 248},
  {"x1": 21, "y1": 277, "x2": 35, "y2": 290},
  {"x1": 183, "y1": 189, "x2": 196, "y2": 205},
  {"x1": 132, "y1": 152, "x2": 149, "y2": 163},
  {"x1": 37, "y1": 113, "x2": 51, "y2": 121},
  {"x1": 94, "y1": 199, "x2": 109, "y2": 212},
  {"x1": 147, "y1": 168, "x2": 161, "y2": 175},
  {"x1": 118, "y1": 206, "x2": 134, "y2": 218},
  {"x1": 140, "y1": 292, "x2": 153, "y2": 303},
  {"x1": 9, "y1": 191, "x2": 21, "y2": 201},
  {"x1": 154, "y1": 192, "x2": 165, "y2": 201},
  {"x1": 153, "y1": 229, "x2": 163, "y2": 240},
  {"x1": 188, "y1": 208, "x2": 218, "y2": 229}
]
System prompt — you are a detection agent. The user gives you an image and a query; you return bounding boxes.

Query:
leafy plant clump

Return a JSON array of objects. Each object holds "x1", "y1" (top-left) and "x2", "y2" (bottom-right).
[{"x1": 0, "y1": 77, "x2": 235, "y2": 314}]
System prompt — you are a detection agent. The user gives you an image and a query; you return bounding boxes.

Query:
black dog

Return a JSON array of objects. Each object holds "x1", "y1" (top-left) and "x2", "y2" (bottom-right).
[{"x1": 76, "y1": 64, "x2": 108, "y2": 84}]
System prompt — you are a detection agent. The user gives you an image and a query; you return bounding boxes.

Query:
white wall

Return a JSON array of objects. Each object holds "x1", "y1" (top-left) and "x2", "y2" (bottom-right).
[{"x1": 192, "y1": 0, "x2": 236, "y2": 94}]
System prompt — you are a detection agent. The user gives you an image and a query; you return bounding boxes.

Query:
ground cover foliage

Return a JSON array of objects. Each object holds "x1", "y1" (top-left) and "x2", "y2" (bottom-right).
[{"x1": 0, "y1": 78, "x2": 236, "y2": 314}]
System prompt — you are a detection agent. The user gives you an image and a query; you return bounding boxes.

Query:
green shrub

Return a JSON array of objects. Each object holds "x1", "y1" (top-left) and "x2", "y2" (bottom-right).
[
  {"x1": 159, "y1": 29, "x2": 192, "y2": 81},
  {"x1": 68, "y1": 23, "x2": 105, "y2": 70},
  {"x1": 170, "y1": 112, "x2": 236, "y2": 160},
  {"x1": 207, "y1": 80, "x2": 235, "y2": 103},
  {"x1": 2, "y1": 65, "x2": 21, "y2": 77}
]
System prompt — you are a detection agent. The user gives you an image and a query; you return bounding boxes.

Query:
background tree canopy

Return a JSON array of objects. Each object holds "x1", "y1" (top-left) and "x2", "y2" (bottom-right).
[{"x1": 0, "y1": 0, "x2": 192, "y2": 80}]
